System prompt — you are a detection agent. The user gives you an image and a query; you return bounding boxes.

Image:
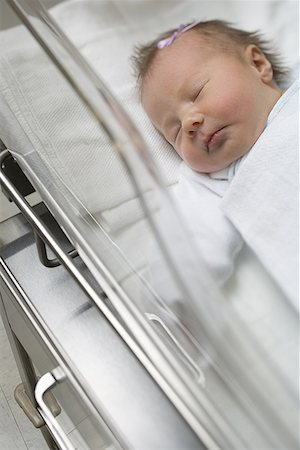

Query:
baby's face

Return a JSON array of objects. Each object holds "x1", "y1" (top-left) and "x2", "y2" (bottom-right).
[{"x1": 142, "y1": 32, "x2": 282, "y2": 173}]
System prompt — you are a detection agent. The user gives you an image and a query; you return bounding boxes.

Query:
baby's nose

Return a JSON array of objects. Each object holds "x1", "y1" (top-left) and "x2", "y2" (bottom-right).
[{"x1": 182, "y1": 113, "x2": 204, "y2": 136}]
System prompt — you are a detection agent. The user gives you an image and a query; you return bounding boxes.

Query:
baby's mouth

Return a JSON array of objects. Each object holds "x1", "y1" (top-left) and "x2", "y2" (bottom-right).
[{"x1": 205, "y1": 127, "x2": 226, "y2": 151}]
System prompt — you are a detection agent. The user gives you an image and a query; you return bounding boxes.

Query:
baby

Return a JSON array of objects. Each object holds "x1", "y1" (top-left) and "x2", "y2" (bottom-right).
[
  {"x1": 131, "y1": 22, "x2": 298, "y2": 444},
  {"x1": 132, "y1": 20, "x2": 286, "y2": 175},
  {"x1": 132, "y1": 20, "x2": 298, "y2": 304}
]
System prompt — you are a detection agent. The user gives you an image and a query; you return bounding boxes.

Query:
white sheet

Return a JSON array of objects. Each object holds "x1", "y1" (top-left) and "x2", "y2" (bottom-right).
[{"x1": 223, "y1": 79, "x2": 299, "y2": 311}]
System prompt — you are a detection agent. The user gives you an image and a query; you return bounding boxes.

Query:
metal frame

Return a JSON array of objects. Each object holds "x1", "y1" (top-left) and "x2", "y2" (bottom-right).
[
  {"x1": 0, "y1": 148, "x2": 222, "y2": 449},
  {"x1": 0, "y1": 257, "x2": 128, "y2": 450},
  {"x1": 34, "y1": 232, "x2": 78, "y2": 268},
  {"x1": 0, "y1": 288, "x2": 59, "y2": 449}
]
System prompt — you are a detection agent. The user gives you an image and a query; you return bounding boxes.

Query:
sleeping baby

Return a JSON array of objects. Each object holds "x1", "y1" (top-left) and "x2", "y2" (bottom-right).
[{"x1": 132, "y1": 20, "x2": 298, "y2": 308}]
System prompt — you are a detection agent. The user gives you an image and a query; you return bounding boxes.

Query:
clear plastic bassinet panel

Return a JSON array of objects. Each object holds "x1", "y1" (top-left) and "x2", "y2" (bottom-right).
[{"x1": 0, "y1": 1, "x2": 298, "y2": 449}]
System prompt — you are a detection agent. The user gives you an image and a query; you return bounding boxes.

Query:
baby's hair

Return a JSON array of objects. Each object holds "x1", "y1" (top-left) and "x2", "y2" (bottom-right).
[{"x1": 132, "y1": 20, "x2": 288, "y2": 94}]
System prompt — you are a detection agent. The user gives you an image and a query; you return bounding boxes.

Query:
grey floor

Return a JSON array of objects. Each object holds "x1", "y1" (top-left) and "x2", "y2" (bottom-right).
[
  {"x1": 0, "y1": 210, "x2": 49, "y2": 449},
  {"x1": 0, "y1": 314, "x2": 49, "y2": 450}
]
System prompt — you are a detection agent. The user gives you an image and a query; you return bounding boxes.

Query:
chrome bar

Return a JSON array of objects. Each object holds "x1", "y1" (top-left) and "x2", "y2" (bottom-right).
[
  {"x1": 0, "y1": 150, "x2": 224, "y2": 449},
  {"x1": 4, "y1": 0, "x2": 215, "y2": 346},
  {"x1": 0, "y1": 257, "x2": 128, "y2": 450}
]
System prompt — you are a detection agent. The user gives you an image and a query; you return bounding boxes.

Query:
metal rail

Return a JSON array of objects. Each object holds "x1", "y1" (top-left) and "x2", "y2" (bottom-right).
[{"x1": 0, "y1": 149, "x2": 224, "y2": 449}]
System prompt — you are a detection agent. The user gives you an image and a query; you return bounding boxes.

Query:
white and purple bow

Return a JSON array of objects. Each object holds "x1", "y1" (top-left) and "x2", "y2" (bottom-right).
[{"x1": 157, "y1": 21, "x2": 200, "y2": 49}]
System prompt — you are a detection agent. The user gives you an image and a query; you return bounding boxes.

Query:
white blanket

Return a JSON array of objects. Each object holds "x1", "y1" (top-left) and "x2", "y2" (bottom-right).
[
  {"x1": 223, "y1": 79, "x2": 299, "y2": 311},
  {"x1": 175, "y1": 79, "x2": 299, "y2": 311},
  {"x1": 175, "y1": 164, "x2": 244, "y2": 286}
]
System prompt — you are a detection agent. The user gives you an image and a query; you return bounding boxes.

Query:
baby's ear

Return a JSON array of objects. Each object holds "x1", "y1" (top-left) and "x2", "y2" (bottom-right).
[{"x1": 245, "y1": 44, "x2": 273, "y2": 83}]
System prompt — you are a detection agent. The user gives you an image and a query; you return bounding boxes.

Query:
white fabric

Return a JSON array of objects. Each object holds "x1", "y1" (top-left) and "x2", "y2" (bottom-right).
[
  {"x1": 209, "y1": 153, "x2": 248, "y2": 181},
  {"x1": 223, "y1": 79, "x2": 299, "y2": 311},
  {"x1": 0, "y1": 1, "x2": 182, "y2": 219},
  {"x1": 174, "y1": 163, "x2": 244, "y2": 285},
  {"x1": 174, "y1": 79, "x2": 299, "y2": 308}
]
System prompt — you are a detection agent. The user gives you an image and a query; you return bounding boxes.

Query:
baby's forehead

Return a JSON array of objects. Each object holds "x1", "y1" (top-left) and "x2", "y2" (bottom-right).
[
  {"x1": 154, "y1": 29, "x2": 241, "y2": 67},
  {"x1": 181, "y1": 28, "x2": 241, "y2": 51},
  {"x1": 154, "y1": 30, "x2": 239, "y2": 66}
]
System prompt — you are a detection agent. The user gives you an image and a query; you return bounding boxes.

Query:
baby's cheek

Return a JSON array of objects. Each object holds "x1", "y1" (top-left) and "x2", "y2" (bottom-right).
[
  {"x1": 228, "y1": 87, "x2": 246, "y2": 108},
  {"x1": 220, "y1": 93, "x2": 249, "y2": 121},
  {"x1": 179, "y1": 149, "x2": 200, "y2": 170}
]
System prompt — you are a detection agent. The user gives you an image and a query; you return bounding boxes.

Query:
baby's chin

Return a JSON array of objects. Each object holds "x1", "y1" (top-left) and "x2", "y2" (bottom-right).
[
  {"x1": 190, "y1": 161, "x2": 235, "y2": 175},
  {"x1": 190, "y1": 154, "x2": 247, "y2": 175}
]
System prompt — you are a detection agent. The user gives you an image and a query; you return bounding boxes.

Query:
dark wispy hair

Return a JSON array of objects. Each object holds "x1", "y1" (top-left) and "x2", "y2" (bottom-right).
[{"x1": 132, "y1": 20, "x2": 288, "y2": 95}]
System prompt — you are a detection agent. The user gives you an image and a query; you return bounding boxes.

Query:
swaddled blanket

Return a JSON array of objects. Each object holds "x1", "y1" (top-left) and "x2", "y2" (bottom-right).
[
  {"x1": 223, "y1": 79, "x2": 299, "y2": 311},
  {"x1": 175, "y1": 79, "x2": 299, "y2": 311}
]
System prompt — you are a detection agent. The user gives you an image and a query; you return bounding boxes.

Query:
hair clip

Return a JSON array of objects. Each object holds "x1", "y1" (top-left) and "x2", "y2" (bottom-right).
[{"x1": 157, "y1": 21, "x2": 200, "y2": 49}]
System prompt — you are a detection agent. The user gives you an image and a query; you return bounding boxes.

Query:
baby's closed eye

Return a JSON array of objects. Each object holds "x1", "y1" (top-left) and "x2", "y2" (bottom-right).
[{"x1": 191, "y1": 80, "x2": 209, "y2": 102}]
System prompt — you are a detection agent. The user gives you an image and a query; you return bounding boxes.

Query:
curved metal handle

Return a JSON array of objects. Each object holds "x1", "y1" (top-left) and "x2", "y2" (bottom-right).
[
  {"x1": 35, "y1": 367, "x2": 75, "y2": 450},
  {"x1": 146, "y1": 313, "x2": 206, "y2": 387}
]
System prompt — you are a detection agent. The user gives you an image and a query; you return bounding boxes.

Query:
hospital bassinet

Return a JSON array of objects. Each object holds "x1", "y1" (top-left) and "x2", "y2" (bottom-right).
[{"x1": 0, "y1": 1, "x2": 298, "y2": 449}]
